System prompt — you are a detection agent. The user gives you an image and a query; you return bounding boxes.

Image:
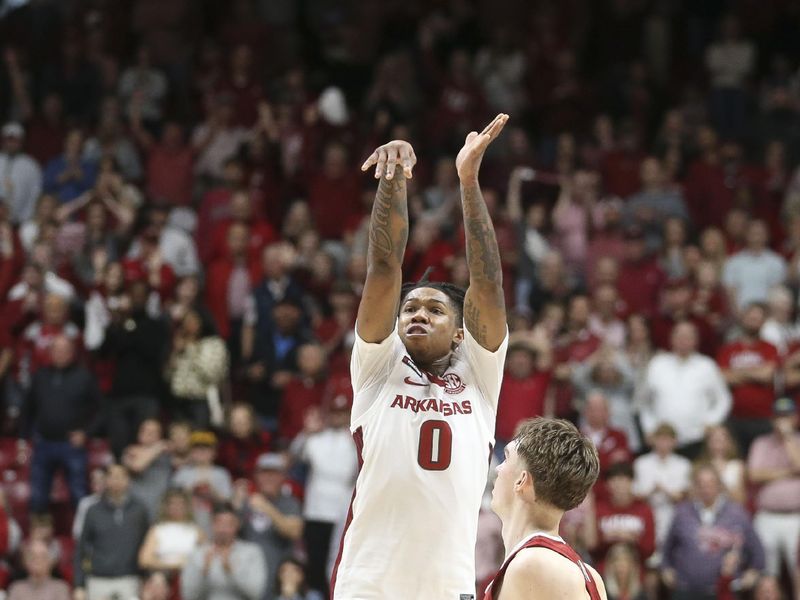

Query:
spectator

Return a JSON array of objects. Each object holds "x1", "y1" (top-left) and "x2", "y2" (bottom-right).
[
  {"x1": 181, "y1": 502, "x2": 266, "y2": 600},
  {"x1": 100, "y1": 278, "x2": 168, "y2": 458},
  {"x1": 495, "y1": 329, "x2": 553, "y2": 452},
  {"x1": 572, "y1": 348, "x2": 639, "y2": 451},
  {"x1": 172, "y1": 431, "x2": 233, "y2": 534},
  {"x1": 289, "y1": 396, "x2": 358, "y2": 595},
  {"x1": 130, "y1": 114, "x2": 194, "y2": 207},
  {"x1": 191, "y1": 93, "x2": 251, "y2": 182},
  {"x1": 602, "y1": 543, "x2": 647, "y2": 600},
  {"x1": 166, "y1": 308, "x2": 229, "y2": 428},
  {"x1": 760, "y1": 285, "x2": 800, "y2": 356},
  {"x1": 245, "y1": 296, "x2": 313, "y2": 422},
  {"x1": 74, "y1": 464, "x2": 150, "y2": 600},
  {"x1": 123, "y1": 418, "x2": 172, "y2": 522},
  {"x1": 167, "y1": 421, "x2": 193, "y2": 470},
  {"x1": 278, "y1": 343, "x2": 329, "y2": 443},
  {"x1": 705, "y1": 14, "x2": 756, "y2": 138},
  {"x1": 73, "y1": 467, "x2": 105, "y2": 540},
  {"x1": 617, "y1": 225, "x2": 666, "y2": 318},
  {"x1": 138, "y1": 488, "x2": 204, "y2": 572},
  {"x1": 650, "y1": 276, "x2": 717, "y2": 358},
  {"x1": 8, "y1": 539, "x2": 70, "y2": 600},
  {"x1": 217, "y1": 402, "x2": 273, "y2": 481},
  {"x1": 588, "y1": 284, "x2": 626, "y2": 349},
  {"x1": 551, "y1": 169, "x2": 598, "y2": 273},
  {"x1": 639, "y1": 321, "x2": 732, "y2": 458},
  {"x1": 717, "y1": 302, "x2": 780, "y2": 451},
  {"x1": 205, "y1": 221, "x2": 259, "y2": 340},
  {"x1": 42, "y1": 129, "x2": 97, "y2": 202},
  {"x1": 205, "y1": 190, "x2": 277, "y2": 265},
  {"x1": 632, "y1": 423, "x2": 691, "y2": 561},
  {"x1": 722, "y1": 219, "x2": 787, "y2": 311},
  {"x1": 275, "y1": 558, "x2": 325, "y2": 600},
  {"x1": 0, "y1": 122, "x2": 42, "y2": 224},
  {"x1": 661, "y1": 463, "x2": 764, "y2": 600},
  {"x1": 235, "y1": 453, "x2": 303, "y2": 600},
  {"x1": 585, "y1": 462, "x2": 656, "y2": 569},
  {"x1": 127, "y1": 204, "x2": 200, "y2": 279},
  {"x1": 699, "y1": 424, "x2": 747, "y2": 504},
  {"x1": 579, "y1": 392, "x2": 632, "y2": 481},
  {"x1": 118, "y1": 45, "x2": 168, "y2": 125},
  {"x1": 24, "y1": 335, "x2": 99, "y2": 513},
  {"x1": 307, "y1": 142, "x2": 362, "y2": 241},
  {"x1": 747, "y1": 397, "x2": 800, "y2": 589},
  {"x1": 625, "y1": 157, "x2": 689, "y2": 251}
]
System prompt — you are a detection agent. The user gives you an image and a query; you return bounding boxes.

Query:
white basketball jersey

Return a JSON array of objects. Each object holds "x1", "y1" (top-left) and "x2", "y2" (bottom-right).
[{"x1": 331, "y1": 322, "x2": 508, "y2": 600}]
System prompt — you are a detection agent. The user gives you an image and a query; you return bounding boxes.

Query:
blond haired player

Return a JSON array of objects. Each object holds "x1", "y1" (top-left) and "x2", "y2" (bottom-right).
[
  {"x1": 331, "y1": 114, "x2": 510, "y2": 599},
  {"x1": 486, "y1": 417, "x2": 607, "y2": 599}
]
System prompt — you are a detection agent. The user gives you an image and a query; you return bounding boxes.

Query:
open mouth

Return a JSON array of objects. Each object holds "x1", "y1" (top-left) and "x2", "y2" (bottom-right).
[{"x1": 406, "y1": 325, "x2": 428, "y2": 336}]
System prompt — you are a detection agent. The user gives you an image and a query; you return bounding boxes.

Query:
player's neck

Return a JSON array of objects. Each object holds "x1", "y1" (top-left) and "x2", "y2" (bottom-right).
[
  {"x1": 417, "y1": 353, "x2": 452, "y2": 376},
  {"x1": 502, "y1": 502, "x2": 561, "y2": 555}
]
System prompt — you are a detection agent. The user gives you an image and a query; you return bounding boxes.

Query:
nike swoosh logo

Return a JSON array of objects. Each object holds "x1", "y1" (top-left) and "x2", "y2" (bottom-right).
[{"x1": 404, "y1": 377, "x2": 428, "y2": 387}]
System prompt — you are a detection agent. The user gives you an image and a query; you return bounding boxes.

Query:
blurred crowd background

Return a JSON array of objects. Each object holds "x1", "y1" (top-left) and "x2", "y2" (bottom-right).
[{"x1": 1, "y1": 0, "x2": 800, "y2": 599}]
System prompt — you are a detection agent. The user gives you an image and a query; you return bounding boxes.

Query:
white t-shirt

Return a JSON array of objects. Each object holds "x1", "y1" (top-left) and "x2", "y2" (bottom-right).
[
  {"x1": 299, "y1": 428, "x2": 359, "y2": 523},
  {"x1": 633, "y1": 452, "x2": 692, "y2": 545},
  {"x1": 333, "y1": 322, "x2": 508, "y2": 600}
]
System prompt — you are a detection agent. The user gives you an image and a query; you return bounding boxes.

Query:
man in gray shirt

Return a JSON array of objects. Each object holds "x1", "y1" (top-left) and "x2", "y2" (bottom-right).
[
  {"x1": 235, "y1": 453, "x2": 303, "y2": 600},
  {"x1": 73, "y1": 464, "x2": 150, "y2": 600},
  {"x1": 182, "y1": 502, "x2": 267, "y2": 600}
]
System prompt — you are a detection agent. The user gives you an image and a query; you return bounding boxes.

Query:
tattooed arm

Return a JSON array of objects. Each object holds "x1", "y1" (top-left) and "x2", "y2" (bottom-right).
[
  {"x1": 356, "y1": 140, "x2": 416, "y2": 343},
  {"x1": 456, "y1": 114, "x2": 509, "y2": 351}
]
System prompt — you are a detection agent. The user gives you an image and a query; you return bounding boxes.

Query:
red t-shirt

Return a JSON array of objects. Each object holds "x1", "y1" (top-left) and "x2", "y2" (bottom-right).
[
  {"x1": 617, "y1": 259, "x2": 666, "y2": 317},
  {"x1": 278, "y1": 377, "x2": 326, "y2": 441},
  {"x1": 307, "y1": 172, "x2": 361, "y2": 240},
  {"x1": 593, "y1": 497, "x2": 656, "y2": 567},
  {"x1": 496, "y1": 371, "x2": 552, "y2": 441},
  {"x1": 717, "y1": 339, "x2": 779, "y2": 419},
  {"x1": 146, "y1": 145, "x2": 194, "y2": 207}
]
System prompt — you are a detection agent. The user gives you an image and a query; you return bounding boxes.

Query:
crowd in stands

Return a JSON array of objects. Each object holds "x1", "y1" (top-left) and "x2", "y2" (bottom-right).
[{"x1": 2, "y1": 0, "x2": 800, "y2": 598}]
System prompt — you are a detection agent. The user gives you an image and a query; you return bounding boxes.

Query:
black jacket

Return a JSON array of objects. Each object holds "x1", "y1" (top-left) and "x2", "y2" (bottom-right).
[
  {"x1": 101, "y1": 310, "x2": 168, "y2": 399},
  {"x1": 25, "y1": 364, "x2": 101, "y2": 441}
]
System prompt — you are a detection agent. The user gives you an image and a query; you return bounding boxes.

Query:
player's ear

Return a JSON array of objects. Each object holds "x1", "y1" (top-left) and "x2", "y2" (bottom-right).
[{"x1": 451, "y1": 327, "x2": 464, "y2": 350}]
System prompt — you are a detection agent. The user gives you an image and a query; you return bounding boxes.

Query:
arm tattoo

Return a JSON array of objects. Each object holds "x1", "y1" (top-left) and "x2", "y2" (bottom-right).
[
  {"x1": 461, "y1": 181, "x2": 504, "y2": 303},
  {"x1": 368, "y1": 175, "x2": 408, "y2": 266},
  {"x1": 464, "y1": 298, "x2": 489, "y2": 345}
]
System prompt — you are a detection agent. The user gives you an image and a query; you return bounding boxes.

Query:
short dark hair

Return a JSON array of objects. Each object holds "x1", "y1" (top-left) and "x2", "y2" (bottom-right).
[
  {"x1": 514, "y1": 417, "x2": 599, "y2": 511},
  {"x1": 212, "y1": 501, "x2": 239, "y2": 518},
  {"x1": 400, "y1": 280, "x2": 466, "y2": 324},
  {"x1": 605, "y1": 461, "x2": 634, "y2": 481}
]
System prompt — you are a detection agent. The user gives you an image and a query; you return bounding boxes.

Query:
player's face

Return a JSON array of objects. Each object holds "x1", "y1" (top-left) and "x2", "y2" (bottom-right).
[
  {"x1": 491, "y1": 441, "x2": 523, "y2": 516},
  {"x1": 398, "y1": 288, "x2": 463, "y2": 365}
]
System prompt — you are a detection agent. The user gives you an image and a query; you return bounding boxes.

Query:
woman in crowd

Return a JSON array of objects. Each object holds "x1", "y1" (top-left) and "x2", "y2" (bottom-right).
[
  {"x1": 698, "y1": 424, "x2": 747, "y2": 504},
  {"x1": 138, "y1": 488, "x2": 204, "y2": 573},
  {"x1": 165, "y1": 308, "x2": 229, "y2": 428}
]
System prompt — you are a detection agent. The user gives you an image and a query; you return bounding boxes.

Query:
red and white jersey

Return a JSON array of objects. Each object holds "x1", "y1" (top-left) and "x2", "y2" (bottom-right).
[
  {"x1": 483, "y1": 533, "x2": 602, "y2": 600},
  {"x1": 331, "y1": 323, "x2": 508, "y2": 600}
]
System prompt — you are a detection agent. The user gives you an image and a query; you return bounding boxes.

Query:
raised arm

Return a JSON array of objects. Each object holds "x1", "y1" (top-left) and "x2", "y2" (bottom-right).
[
  {"x1": 456, "y1": 114, "x2": 509, "y2": 351},
  {"x1": 356, "y1": 141, "x2": 416, "y2": 343}
]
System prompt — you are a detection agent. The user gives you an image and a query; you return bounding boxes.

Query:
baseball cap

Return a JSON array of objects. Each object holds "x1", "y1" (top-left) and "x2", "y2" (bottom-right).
[
  {"x1": 2, "y1": 122, "x2": 24, "y2": 139},
  {"x1": 190, "y1": 431, "x2": 218, "y2": 447},
  {"x1": 256, "y1": 452, "x2": 286, "y2": 471},
  {"x1": 772, "y1": 397, "x2": 796, "y2": 417}
]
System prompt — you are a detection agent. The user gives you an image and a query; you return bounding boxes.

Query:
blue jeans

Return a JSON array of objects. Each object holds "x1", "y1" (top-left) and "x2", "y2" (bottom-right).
[{"x1": 30, "y1": 437, "x2": 88, "y2": 513}]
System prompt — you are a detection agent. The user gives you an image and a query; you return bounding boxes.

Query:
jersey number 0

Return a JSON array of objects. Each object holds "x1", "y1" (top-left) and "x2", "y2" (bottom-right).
[{"x1": 417, "y1": 420, "x2": 453, "y2": 471}]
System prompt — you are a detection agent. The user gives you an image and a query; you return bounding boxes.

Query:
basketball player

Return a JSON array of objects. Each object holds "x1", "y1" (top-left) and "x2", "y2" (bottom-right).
[
  {"x1": 330, "y1": 114, "x2": 510, "y2": 599},
  {"x1": 485, "y1": 417, "x2": 607, "y2": 599}
]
